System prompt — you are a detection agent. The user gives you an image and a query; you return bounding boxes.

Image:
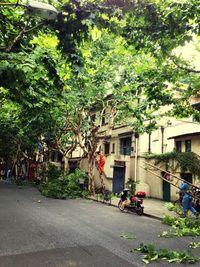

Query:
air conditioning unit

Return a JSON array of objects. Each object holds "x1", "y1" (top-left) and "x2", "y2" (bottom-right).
[{"x1": 26, "y1": 0, "x2": 58, "y2": 20}]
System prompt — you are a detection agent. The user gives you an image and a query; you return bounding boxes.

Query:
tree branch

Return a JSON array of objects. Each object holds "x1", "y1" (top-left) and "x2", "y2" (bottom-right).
[
  {"x1": 5, "y1": 22, "x2": 45, "y2": 53},
  {"x1": 170, "y1": 56, "x2": 200, "y2": 74},
  {"x1": 0, "y1": 2, "x2": 24, "y2": 7}
]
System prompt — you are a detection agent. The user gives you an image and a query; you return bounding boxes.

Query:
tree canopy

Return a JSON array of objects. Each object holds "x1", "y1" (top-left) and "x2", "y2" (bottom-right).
[{"x1": 0, "y1": 0, "x2": 199, "y2": 167}]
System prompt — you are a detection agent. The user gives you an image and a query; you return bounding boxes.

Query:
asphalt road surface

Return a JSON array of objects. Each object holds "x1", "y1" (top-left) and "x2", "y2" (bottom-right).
[{"x1": 0, "y1": 184, "x2": 199, "y2": 267}]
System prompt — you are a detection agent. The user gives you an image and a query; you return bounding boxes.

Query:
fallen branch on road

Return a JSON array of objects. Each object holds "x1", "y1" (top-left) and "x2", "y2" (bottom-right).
[{"x1": 132, "y1": 243, "x2": 198, "y2": 265}]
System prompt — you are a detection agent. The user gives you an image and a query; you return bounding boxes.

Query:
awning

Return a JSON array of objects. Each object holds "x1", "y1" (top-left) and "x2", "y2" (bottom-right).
[
  {"x1": 168, "y1": 132, "x2": 200, "y2": 140},
  {"x1": 114, "y1": 160, "x2": 126, "y2": 167},
  {"x1": 69, "y1": 157, "x2": 81, "y2": 161},
  {"x1": 118, "y1": 131, "x2": 133, "y2": 139}
]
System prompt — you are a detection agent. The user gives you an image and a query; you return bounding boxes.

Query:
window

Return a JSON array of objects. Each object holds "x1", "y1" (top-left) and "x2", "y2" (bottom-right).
[
  {"x1": 57, "y1": 153, "x2": 63, "y2": 162},
  {"x1": 120, "y1": 137, "x2": 131, "y2": 156},
  {"x1": 91, "y1": 114, "x2": 96, "y2": 123},
  {"x1": 102, "y1": 110, "x2": 108, "y2": 125},
  {"x1": 51, "y1": 152, "x2": 56, "y2": 162},
  {"x1": 192, "y1": 114, "x2": 200, "y2": 122},
  {"x1": 104, "y1": 142, "x2": 110, "y2": 155},
  {"x1": 111, "y1": 143, "x2": 115, "y2": 153},
  {"x1": 185, "y1": 140, "x2": 191, "y2": 152},
  {"x1": 69, "y1": 161, "x2": 79, "y2": 173},
  {"x1": 175, "y1": 141, "x2": 182, "y2": 152},
  {"x1": 161, "y1": 171, "x2": 171, "y2": 181},
  {"x1": 181, "y1": 173, "x2": 192, "y2": 183}
]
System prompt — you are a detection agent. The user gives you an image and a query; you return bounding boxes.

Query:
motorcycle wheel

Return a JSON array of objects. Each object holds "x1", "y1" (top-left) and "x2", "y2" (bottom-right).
[
  {"x1": 136, "y1": 206, "x2": 143, "y2": 216},
  {"x1": 118, "y1": 200, "x2": 125, "y2": 212}
]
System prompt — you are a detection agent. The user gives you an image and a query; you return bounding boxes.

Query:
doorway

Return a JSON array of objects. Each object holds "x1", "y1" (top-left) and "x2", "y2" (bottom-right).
[
  {"x1": 161, "y1": 171, "x2": 171, "y2": 202},
  {"x1": 113, "y1": 166, "x2": 125, "y2": 193}
]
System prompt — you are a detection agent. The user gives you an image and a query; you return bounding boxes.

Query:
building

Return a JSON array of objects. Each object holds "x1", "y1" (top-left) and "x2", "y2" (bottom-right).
[{"x1": 75, "y1": 96, "x2": 200, "y2": 201}]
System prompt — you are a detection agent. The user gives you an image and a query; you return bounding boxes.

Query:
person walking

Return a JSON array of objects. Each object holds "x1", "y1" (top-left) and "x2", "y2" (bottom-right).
[
  {"x1": 5, "y1": 167, "x2": 12, "y2": 184},
  {"x1": 180, "y1": 181, "x2": 199, "y2": 218}
]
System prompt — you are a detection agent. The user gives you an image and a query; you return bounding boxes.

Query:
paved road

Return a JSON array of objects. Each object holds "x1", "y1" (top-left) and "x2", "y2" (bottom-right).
[{"x1": 0, "y1": 184, "x2": 199, "y2": 267}]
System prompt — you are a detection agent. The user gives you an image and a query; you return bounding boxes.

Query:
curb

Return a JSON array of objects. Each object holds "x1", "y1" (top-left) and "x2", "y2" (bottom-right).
[{"x1": 87, "y1": 197, "x2": 162, "y2": 221}]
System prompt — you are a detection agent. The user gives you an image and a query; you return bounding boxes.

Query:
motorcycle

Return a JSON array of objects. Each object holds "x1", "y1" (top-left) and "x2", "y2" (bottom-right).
[{"x1": 118, "y1": 189, "x2": 146, "y2": 216}]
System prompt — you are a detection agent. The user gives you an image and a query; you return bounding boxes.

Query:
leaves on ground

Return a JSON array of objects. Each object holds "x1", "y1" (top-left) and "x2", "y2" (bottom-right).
[
  {"x1": 120, "y1": 233, "x2": 136, "y2": 240},
  {"x1": 189, "y1": 242, "x2": 200, "y2": 249},
  {"x1": 159, "y1": 215, "x2": 200, "y2": 237},
  {"x1": 133, "y1": 243, "x2": 198, "y2": 264}
]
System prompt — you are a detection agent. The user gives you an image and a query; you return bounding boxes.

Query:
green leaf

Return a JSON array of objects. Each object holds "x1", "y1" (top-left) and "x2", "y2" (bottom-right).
[
  {"x1": 142, "y1": 258, "x2": 149, "y2": 264},
  {"x1": 120, "y1": 233, "x2": 136, "y2": 240}
]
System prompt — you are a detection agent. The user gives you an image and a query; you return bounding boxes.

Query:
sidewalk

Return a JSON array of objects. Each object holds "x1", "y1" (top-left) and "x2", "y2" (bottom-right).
[{"x1": 88, "y1": 196, "x2": 177, "y2": 220}]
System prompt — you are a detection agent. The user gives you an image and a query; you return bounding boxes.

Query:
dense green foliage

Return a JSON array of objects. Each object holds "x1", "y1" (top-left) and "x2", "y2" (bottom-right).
[
  {"x1": 165, "y1": 202, "x2": 182, "y2": 215},
  {"x1": 189, "y1": 242, "x2": 200, "y2": 249},
  {"x1": 40, "y1": 168, "x2": 89, "y2": 199},
  {"x1": 0, "y1": 32, "x2": 64, "y2": 162},
  {"x1": 126, "y1": 178, "x2": 137, "y2": 195},
  {"x1": 160, "y1": 215, "x2": 200, "y2": 237},
  {"x1": 133, "y1": 242, "x2": 198, "y2": 264},
  {"x1": 39, "y1": 163, "x2": 62, "y2": 181},
  {"x1": 147, "y1": 151, "x2": 200, "y2": 177},
  {"x1": 0, "y1": 0, "x2": 200, "y2": 171},
  {"x1": 129, "y1": 213, "x2": 200, "y2": 265}
]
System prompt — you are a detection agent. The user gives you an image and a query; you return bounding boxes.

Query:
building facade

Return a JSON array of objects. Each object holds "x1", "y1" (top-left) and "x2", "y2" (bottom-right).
[{"x1": 76, "y1": 99, "x2": 200, "y2": 201}]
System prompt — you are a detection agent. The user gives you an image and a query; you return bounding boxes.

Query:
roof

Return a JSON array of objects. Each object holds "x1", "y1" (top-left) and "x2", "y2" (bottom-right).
[{"x1": 168, "y1": 132, "x2": 200, "y2": 140}]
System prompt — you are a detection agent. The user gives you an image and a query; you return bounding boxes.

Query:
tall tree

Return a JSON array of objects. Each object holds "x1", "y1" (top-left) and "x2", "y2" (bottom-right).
[{"x1": 1, "y1": 0, "x2": 199, "y2": 185}]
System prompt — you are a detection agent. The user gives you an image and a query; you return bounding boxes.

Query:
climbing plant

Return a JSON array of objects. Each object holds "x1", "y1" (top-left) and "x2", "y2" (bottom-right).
[{"x1": 147, "y1": 152, "x2": 200, "y2": 178}]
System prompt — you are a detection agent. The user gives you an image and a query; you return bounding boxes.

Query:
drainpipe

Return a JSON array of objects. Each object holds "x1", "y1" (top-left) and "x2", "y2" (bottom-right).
[
  {"x1": 148, "y1": 132, "x2": 151, "y2": 154},
  {"x1": 134, "y1": 133, "x2": 139, "y2": 182},
  {"x1": 161, "y1": 126, "x2": 164, "y2": 153}
]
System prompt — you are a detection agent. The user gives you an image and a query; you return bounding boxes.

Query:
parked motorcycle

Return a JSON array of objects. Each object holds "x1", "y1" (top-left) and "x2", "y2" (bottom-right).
[{"x1": 118, "y1": 188, "x2": 146, "y2": 216}]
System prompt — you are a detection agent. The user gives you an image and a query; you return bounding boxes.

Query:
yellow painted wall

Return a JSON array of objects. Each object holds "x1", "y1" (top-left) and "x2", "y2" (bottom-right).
[{"x1": 74, "y1": 102, "x2": 200, "y2": 201}]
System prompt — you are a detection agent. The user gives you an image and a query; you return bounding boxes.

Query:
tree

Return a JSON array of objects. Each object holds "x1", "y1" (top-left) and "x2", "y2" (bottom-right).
[
  {"x1": 54, "y1": 0, "x2": 200, "y2": 129},
  {"x1": 0, "y1": 0, "x2": 199, "y2": 189},
  {"x1": 0, "y1": 31, "x2": 65, "y2": 169},
  {"x1": 121, "y1": 0, "x2": 200, "y2": 120}
]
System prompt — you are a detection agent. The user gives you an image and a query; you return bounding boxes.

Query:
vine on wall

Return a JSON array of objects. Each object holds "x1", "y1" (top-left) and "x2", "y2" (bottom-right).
[{"x1": 146, "y1": 152, "x2": 200, "y2": 179}]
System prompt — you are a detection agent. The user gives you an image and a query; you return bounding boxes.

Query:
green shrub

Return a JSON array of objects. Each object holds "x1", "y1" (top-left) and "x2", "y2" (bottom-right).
[
  {"x1": 44, "y1": 163, "x2": 62, "y2": 181},
  {"x1": 126, "y1": 179, "x2": 137, "y2": 195},
  {"x1": 40, "y1": 168, "x2": 89, "y2": 199}
]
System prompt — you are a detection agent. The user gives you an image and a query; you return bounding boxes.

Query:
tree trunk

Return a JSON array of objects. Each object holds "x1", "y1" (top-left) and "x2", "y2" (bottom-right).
[
  {"x1": 63, "y1": 155, "x2": 69, "y2": 175},
  {"x1": 15, "y1": 164, "x2": 18, "y2": 179},
  {"x1": 99, "y1": 173, "x2": 105, "y2": 192},
  {"x1": 88, "y1": 155, "x2": 95, "y2": 196}
]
